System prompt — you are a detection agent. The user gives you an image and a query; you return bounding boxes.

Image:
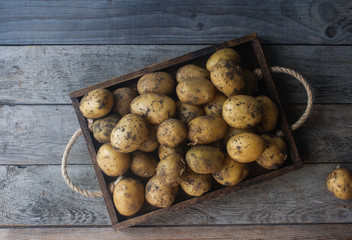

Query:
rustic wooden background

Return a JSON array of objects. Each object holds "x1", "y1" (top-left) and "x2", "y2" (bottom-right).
[{"x1": 1, "y1": 0, "x2": 352, "y2": 239}]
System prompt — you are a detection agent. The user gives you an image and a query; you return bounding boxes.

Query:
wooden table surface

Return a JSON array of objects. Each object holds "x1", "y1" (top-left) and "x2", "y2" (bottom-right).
[{"x1": 1, "y1": 1, "x2": 352, "y2": 239}]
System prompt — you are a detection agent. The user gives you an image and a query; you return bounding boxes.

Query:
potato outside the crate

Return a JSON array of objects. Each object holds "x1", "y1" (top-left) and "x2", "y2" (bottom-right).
[
  {"x1": 112, "y1": 87, "x2": 138, "y2": 117},
  {"x1": 137, "y1": 72, "x2": 175, "y2": 96},
  {"x1": 156, "y1": 153, "x2": 186, "y2": 187},
  {"x1": 256, "y1": 135, "x2": 287, "y2": 169},
  {"x1": 204, "y1": 91, "x2": 227, "y2": 116},
  {"x1": 186, "y1": 146, "x2": 224, "y2": 174},
  {"x1": 206, "y1": 48, "x2": 241, "y2": 71},
  {"x1": 327, "y1": 167, "x2": 352, "y2": 200},
  {"x1": 176, "y1": 101, "x2": 204, "y2": 124},
  {"x1": 158, "y1": 145, "x2": 185, "y2": 160},
  {"x1": 256, "y1": 95, "x2": 279, "y2": 133},
  {"x1": 79, "y1": 88, "x2": 114, "y2": 119},
  {"x1": 180, "y1": 169, "x2": 212, "y2": 197},
  {"x1": 176, "y1": 64, "x2": 210, "y2": 83},
  {"x1": 157, "y1": 119, "x2": 187, "y2": 148},
  {"x1": 138, "y1": 125, "x2": 159, "y2": 152},
  {"x1": 145, "y1": 176, "x2": 179, "y2": 208},
  {"x1": 130, "y1": 151, "x2": 158, "y2": 178},
  {"x1": 92, "y1": 114, "x2": 120, "y2": 143},
  {"x1": 176, "y1": 78, "x2": 216, "y2": 105}
]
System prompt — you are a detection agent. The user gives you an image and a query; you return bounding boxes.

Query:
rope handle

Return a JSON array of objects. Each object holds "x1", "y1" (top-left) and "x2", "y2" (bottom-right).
[{"x1": 61, "y1": 66, "x2": 313, "y2": 197}]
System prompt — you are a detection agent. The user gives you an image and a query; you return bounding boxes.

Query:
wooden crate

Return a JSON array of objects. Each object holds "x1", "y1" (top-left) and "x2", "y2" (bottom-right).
[{"x1": 69, "y1": 33, "x2": 302, "y2": 230}]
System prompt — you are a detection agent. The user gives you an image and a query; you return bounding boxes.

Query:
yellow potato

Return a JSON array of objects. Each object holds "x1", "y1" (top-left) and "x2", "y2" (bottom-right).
[
  {"x1": 212, "y1": 155, "x2": 250, "y2": 186},
  {"x1": 176, "y1": 78, "x2": 215, "y2": 105},
  {"x1": 130, "y1": 151, "x2": 158, "y2": 178},
  {"x1": 113, "y1": 178, "x2": 144, "y2": 216},
  {"x1": 92, "y1": 114, "x2": 120, "y2": 143},
  {"x1": 176, "y1": 102, "x2": 204, "y2": 124},
  {"x1": 79, "y1": 88, "x2": 114, "y2": 119},
  {"x1": 256, "y1": 95, "x2": 279, "y2": 133},
  {"x1": 138, "y1": 125, "x2": 159, "y2": 152},
  {"x1": 188, "y1": 115, "x2": 227, "y2": 145},
  {"x1": 158, "y1": 145, "x2": 185, "y2": 160},
  {"x1": 227, "y1": 132, "x2": 266, "y2": 163},
  {"x1": 176, "y1": 64, "x2": 210, "y2": 83},
  {"x1": 157, "y1": 119, "x2": 187, "y2": 148},
  {"x1": 206, "y1": 48, "x2": 241, "y2": 71},
  {"x1": 222, "y1": 127, "x2": 255, "y2": 145},
  {"x1": 137, "y1": 72, "x2": 175, "y2": 96},
  {"x1": 180, "y1": 170, "x2": 212, "y2": 196},
  {"x1": 222, "y1": 95, "x2": 263, "y2": 129},
  {"x1": 96, "y1": 143, "x2": 130, "y2": 177},
  {"x1": 112, "y1": 87, "x2": 138, "y2": 117},
  {"x1": 243, "y1": 69, "x2": 258, "y2": 95},
  {"x1": 145, "y1": 176, "x2": 178, "y2": 208},
  {"x1": 210, "y1": 60, "x2": 245, "y2": 97},
  {"x1": 110, "y1": 113, "x2": 149, "y2": 153},
  {"x1": 256, "y1": 135, "x2": 287, "y2": 169},
  {"x1": 186, "y1": 146, "x2": 224, "y2": 174},
  {"x1": 327, "y1": 167, "x2": 352, "y2": 200},
  {"x1": 204, "y1": 92, "x2": 227, "y2": 116},
  {"x1": 130, "y1": 93, "x2": 176, "y2": 124},
  {"x1": 156, "y1": 153, "x2": 186, "y2": 187}
]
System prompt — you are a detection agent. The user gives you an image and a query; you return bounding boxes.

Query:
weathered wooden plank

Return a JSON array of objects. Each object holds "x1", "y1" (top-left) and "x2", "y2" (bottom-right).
[
  {"x1": 0, "y1": 164, "x2": 351, "y2": 226},
  {"x1": 2, "y1": 224, "x2": 352, "y2": 240},
  {"x1": 1, "y1": 45, "x2": 351, "y2": 105},
  {"x1": 0, "y1": 104, "x2": 350, "y2": 165},
  {"x1": 1, "y1": 0, "x2": 351, "y2": 45}
]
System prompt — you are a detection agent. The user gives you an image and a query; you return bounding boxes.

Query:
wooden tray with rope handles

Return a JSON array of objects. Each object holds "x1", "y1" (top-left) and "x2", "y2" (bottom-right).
[{"x1": 63, "y1": 33, "x2": 312, "y2": 230}]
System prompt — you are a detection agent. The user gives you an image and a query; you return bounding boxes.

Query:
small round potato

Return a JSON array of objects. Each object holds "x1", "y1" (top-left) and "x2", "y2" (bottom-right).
[
  {"x1": 176, "y1": 102, "x2": 204, "y2": 124},
  {"x1": 130, "y1": 93, "x2": 176, "y2": 124},
  {"x1": 227, "y1": 132, "x2": 266, "y2": 163},
  {"x1": 210, "y1": 60, "x2": 245, "y2": 97},
  {"x1": 145, "y1": 176, "x2": 178, "y2": 208},
  {"x1": 206, "y1": 48, "x2": 241, "y2": 71},
  {"x1": 156, "y1": 153, "x2": 186, "y2": 187},
  {"x1": 157, "y1": 119, "x2": 187, "y2": 148},
  {"x1": 137, "y1": 72, "x2": 175, "y2": 96},
  {"x1": 130, "y1": 151, "x2": 158, "y2": 178},
  {"x1": 256, "y1": 135, "x2": 287, "y2": 169},
  {"x1": 222, "y1": 95, "x2": 263, "y2": 129},
  {"x1": 110, "y1": 113, "x2": 149, "y2": 153},
  {"x1": 222, "y1": 127, "x2": 255, "y2": 145},
  {"x1": 96, "y1": 143, "x2": 130, "y2": 177},
  {"x1": 113, "y1": 178, "x2": 144, "y2": 216},
  {"x1": 256, "y1": 95, "x2": 279, "y2": 133},
  {"x1": 112, "y1": 88, "x2": 138, "y2": 117},
  {"x1": 139, "y1": 125, "x2": 159, "y2": 152},
  {"x1": 158, "y1": 145, "x2": 185, "y2": 160},
  {"x1": 92, "y1": 114, "x2": 120, "y2": 143},
  {"x1": 188, "y1": 115, "x2": 227, "y2": 145},
  {"x1": 180, "y1": 170, "x2": 212, "y2": 197},
  {"x1": 176, "y1": 64, "x2": 210, "y2": 83},
  {"x1": 327, "y1": 167, "x2": 352, "y2": 200},
  {"x1": 79, "y1": 88, "x2": 114, "y2": 119},
  {"x1": 212, "y1": 155, "x2": 250, "y2": 186},
  {"x1": 186, "y1": 146, "x2": 224, "y2": 174},
  {"x1": 176, "y1": 78, "x2": 215, "y2": 105},
  {"x1": 243, "y1": 69, "x2": 258, "y2": 95},
  {"x1": 204, "y1": 92, "x2": 227, "y2": 116}
]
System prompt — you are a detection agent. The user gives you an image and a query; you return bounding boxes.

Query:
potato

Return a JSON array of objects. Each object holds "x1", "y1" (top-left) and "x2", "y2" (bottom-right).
[
  {"x1": 130, "y1": 151, "x2": 158, "y2": 178},
  {"x1": 112, "y1": 88, "x2": 138, "y2": 117},
  {"x1": 188, "y1": 115, "x2": 227, "y2": 145},
  {"x1": 145, "y1": 176, "x2": 178, "y2": 208},
  {"x1": 92, "y1": 114, "x2": 120, "y2": 143},
  {"x1": 137, "y1": 72, "x2": 175, "y2": 96},
  {"x1": 158, "y1": 145, "x2": 185, "y2": 160},
  {"x1": 222, "y1": 95, "x2": 263, "y2": 129},
  {"x1": 212, "y1": 155, "x2": 250, "y2": 186},
  {"x1": 176, "y1": 78, "x2": 215, "y2": 105},
  {"x1": 243, "y1": 69, "x2": 258, "y2": 95},
  {"x1": 110, "y1": 113, "x2": 149, "y2": 153},
  {"x1": 256, "y1": 95, "x2": 279, "y2": 133},
  {"x1": 113, "y1": 178, "x2": 144, "y2": 216},
  {"x1": 222, "y1": 127, "x2": 255, "y2": 145},
  {"x1": 157, "y1": 119, "x2": 187, "y2": 148},
  {"x1": 130, "y1": 93, "x2": 176, "y2": 124},
  {"x1": 96, "y1": 143, "x2": 130, "y2": 177},
  {"x1": 176, "y1": 64, "x2": 210, "y2": 83},
  {"x1": 256, "y1": 135, "x2": 287, "y2": 169},
  {"x1": 176, "y1": 102, "x2": 204, "y2": 124},
  {"x1": 156, "y1": 153, "x2": 186, "y2": 187},
  {"x1": 186, "y1": 146, "x2": 224, "y2": 174},
  {"x1": 210, "y1": 60, "x2": 245, "y2": 97},
  {"x1": 227, "y1": 132, "x2": 266, "y2": 163},
  {"x1": 204, "y1": 92, "x2": 227, "y2": 116},
  {"x1": 79, "y1": 88, "x2": 114, "y2": 119},
  {"x1": 327, "y1": 167, "x2": 352, "y2": 200},
  {"x1": 206, "y1": 48, "x2": 241, "y2": 71},
  {"x1": 180, "y1": 170, "x2": 212, "y2": 196},
  {"x1": 139, "y1": 125, "x2": 159, "y2": 152}
]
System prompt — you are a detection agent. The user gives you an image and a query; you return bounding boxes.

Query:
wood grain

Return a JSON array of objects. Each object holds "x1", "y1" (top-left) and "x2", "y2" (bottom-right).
[
  {"x1": 1, "y1": 0, "x2": 351, "y2": 45},
  {"x1": 0, "y1": 164, "x2": 351, "y2": 226},
  {"x1": 2, "y1": 224, "x2": 352, "y2": 240}
]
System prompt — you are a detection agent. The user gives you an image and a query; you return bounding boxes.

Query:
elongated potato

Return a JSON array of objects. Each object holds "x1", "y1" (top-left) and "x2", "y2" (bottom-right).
[
  {"x1": 139, "y1": 125, "x2": 159, "y2": 152},
  {"x1": 188, "y1": 115, "x2": 227, "y2": 145},
  {"x1": 327, "y1": 167, "x2": 352, "y2": 200},
  {"x1": 256, "y1": 135, "x2": 287, "y2": 169},
  {"x1": 158, "y1": 145, "x2": 185, "y2": 160},
  {"x1": 130, "y1": 93, "x2": 176, "y2": 124},
  {"x1": 204, "y1": 92, "x2": 227, "y2": 116},
  {"x1": 145, "y1": 176, "x2": 178, "y2": 208},
  {"x1": 156, "y1": 153, "x2": 186, "y2": 187},
  {"x1": 256, "y1": 95, "x2": 279, "y2": 133},
  {"x1": 176, "y1": 102, "x2": 204, "y2": 124},
  {"x1": 176, "y1": 78, "x2": 215, "y2": 105},
  {"x1": 92, "y1": 114, "x2": 120, "y2": 143},
  {"x1": 110, "y1": 113, "x2": 149, "y2": 153},
  {"x1": 112, "y1": 88, "x2": 138, "y2": 117},
  {"x1": 176, "y1": 64, "x2": 209, "y2": 83},
  {"x1": 186, "y1": 146, "x2": 224, "y2": 174},
  {"x1": 79, "y1": 88, "x2": 114, "y2": 119},
  {"x1": 206, "y1": 48, "x2": 241, "y2": 71},
  {"x1": 130, "y1": 151, "x2": 158, "y2": 178},
  {"x1": 180, "y1": 170, "x2": 212, "y2": 196},
  {"x1": 137, "y1": 72, "x2": 175, "y2": 96},
  {"x1": 157, "y1": 119, "x2": 187, "y2": 148}
]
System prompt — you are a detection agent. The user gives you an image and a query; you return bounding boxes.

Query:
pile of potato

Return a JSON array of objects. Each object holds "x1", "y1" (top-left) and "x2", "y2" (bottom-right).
[{"x1": 79, "y1": 48, "x2": 288, "y2": 216}]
